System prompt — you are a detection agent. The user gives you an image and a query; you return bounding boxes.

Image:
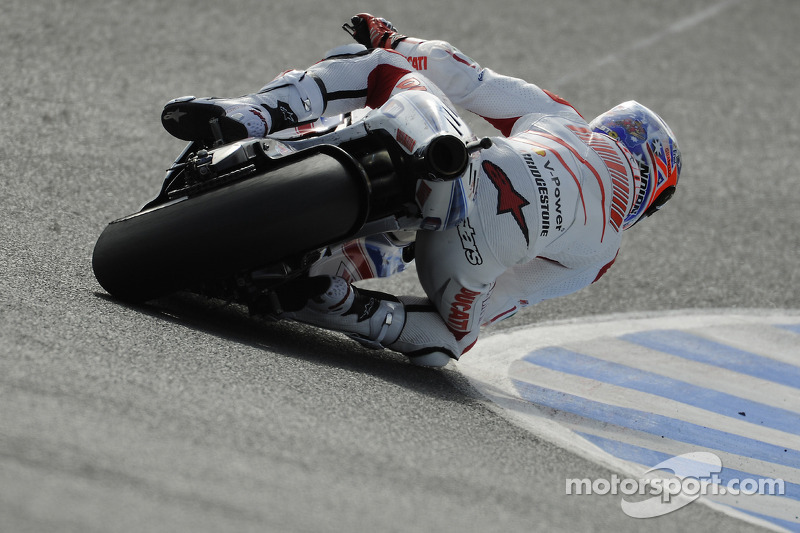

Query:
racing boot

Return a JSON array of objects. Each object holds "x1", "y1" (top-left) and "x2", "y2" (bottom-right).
[
  {"x1": 162, "y1": 70, "x2": 325, "y2": 145},
  {"x1": 276, "y1": 275, "x2": 405, "y2": 349},
  {"x1": 273, "y1": 276, "x2": 455, "y2": 367}
]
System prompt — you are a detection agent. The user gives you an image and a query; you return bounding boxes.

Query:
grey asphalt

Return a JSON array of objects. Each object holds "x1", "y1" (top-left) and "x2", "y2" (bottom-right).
[{"x1": 2, "y1": 0, "x2": 797, "y2": 532}]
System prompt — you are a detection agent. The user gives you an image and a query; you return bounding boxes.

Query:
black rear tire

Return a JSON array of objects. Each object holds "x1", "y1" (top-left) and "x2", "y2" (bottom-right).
[{"x1": 92, "y1": 147, "x2": 368, "y2": 302}]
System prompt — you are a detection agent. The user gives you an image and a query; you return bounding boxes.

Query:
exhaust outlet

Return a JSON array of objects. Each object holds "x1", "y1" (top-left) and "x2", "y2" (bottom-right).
[{"x1": 425, "y1": 135, "x2": 469, "y2": 180}]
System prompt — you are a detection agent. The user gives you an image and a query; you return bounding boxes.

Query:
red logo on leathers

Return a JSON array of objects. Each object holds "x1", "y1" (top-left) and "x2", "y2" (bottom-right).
[
  {"x1": 396, "y1": 77, "x2": 427, "y2": 91},
  {"x1": 447, "y1": 287, "x2": 481, "y2": 339},
  {"x1": 482, "y1": 160, "x2": 531, "y2": 246}
]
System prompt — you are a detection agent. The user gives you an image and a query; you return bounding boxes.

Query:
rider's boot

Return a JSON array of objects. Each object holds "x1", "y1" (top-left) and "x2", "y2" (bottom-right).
[
  {"x1": 161, "y1": 70, "x2": 324, "y2": 144},
  {"x1": 271, "y1": 276, "x2": 456, "y2": 368}
]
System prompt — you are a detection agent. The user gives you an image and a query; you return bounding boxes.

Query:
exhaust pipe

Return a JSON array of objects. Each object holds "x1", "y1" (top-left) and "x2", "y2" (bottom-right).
[{"x1": 424, "y1": 135, "x2": 469, "y2": 180}]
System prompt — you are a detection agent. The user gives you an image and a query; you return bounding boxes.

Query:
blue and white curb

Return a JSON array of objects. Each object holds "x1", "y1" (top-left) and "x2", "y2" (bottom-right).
[{"x1": 456, "y1": 309, "x2": 800, "y2": 532}]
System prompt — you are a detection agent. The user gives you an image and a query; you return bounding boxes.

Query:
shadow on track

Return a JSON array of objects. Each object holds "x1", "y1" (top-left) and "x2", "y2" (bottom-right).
[{"x1": 93, "y1": 290, "x2": 475, "y2": 405}]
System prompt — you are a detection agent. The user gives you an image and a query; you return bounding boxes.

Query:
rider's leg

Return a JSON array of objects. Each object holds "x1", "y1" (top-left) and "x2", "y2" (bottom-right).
[
  {"x1": 162, "y1": 47, "x2": 429, "y2": 144},
  {"x1": 273, "y1": 275, "x2": 456, "y2": 367},
  {"x1": 275, "y1": 208, "x2": 509, "y2": 368},
  {"x1": 161, "y1": 69, "x2": 326, "y2": 144}
]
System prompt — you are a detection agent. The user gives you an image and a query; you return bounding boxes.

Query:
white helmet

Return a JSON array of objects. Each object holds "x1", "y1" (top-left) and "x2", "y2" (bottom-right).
[{"x1": 589, "y1": 101, "x2": 682, "y2": 229}]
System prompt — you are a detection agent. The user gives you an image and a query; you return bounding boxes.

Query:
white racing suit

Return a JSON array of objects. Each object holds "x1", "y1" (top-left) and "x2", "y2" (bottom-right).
[{"x1": 268, "y1": 39, "x2": 639, "y2": 365}]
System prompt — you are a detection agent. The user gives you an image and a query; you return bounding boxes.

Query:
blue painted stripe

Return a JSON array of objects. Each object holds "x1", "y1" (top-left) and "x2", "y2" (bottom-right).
[
  {"x1": 621, "y1": 330, "x2": 800, "y2": 389},
  {"x1": 574, "y1": 432, "x2": 800, "y2": 501},
  {"x1": 522, "y1": 348, "x2": 800, "y2": 435},
  {"x1": 778, "y1": 323, "x2": 800, "y2": 336},
  {"x1": 510, "y1": 380, "x2": 800, "y2": 469}
]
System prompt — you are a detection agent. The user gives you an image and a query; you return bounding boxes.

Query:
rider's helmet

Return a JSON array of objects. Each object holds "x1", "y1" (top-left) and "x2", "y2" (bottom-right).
[{"x1": 589, "y1": 101, "x2": 682, "y2": 229}]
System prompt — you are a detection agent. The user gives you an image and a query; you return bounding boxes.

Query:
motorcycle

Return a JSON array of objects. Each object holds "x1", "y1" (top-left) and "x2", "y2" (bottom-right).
[{"x1": 92, "y1": 90, "x2": 491, "y2": 314}]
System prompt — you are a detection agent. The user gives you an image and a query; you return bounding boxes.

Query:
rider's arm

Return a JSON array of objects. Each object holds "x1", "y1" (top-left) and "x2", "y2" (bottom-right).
[
  {"x1": 483, "y1": 252, "x2": 618, "y2": 326},
  {"x1": 393, "y1": 39, "x2": 583, "y2": 136}
]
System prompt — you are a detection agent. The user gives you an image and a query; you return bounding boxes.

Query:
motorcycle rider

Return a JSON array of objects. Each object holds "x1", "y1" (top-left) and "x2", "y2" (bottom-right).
[{"x1": 162, "y1": 14, "x2": 682, "y2": 367}]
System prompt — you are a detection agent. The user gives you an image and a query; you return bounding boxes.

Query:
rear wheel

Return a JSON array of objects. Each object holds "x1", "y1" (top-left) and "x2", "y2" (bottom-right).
[{"x1": 92, "y1": 147, "x2": 368, "y2": 302}]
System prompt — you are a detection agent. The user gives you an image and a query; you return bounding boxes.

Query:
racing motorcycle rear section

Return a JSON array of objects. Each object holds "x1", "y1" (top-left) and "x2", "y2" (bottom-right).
[{"x1": 92, "y1": 91, "x2": 491, "y2": 311}]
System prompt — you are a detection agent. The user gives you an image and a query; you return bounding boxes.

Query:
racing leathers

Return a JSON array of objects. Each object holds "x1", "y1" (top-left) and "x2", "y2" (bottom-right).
[
  {"x1": 289, "y1": 38, "x2": 637, "y2": 366},
  {"x1": 163, "y1": 34, "x2": 641, "y2": 367}
]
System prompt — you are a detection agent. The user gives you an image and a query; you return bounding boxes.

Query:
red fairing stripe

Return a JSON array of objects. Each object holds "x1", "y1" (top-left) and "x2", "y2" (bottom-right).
[{"x1": 366, "y1": 63, "x2": 413, "y2": 108}]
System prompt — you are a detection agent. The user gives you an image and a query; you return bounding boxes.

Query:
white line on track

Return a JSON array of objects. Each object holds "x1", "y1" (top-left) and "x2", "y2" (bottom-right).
[{"x1": 554, "y1": 0, "x2": 746, "y2": 86}]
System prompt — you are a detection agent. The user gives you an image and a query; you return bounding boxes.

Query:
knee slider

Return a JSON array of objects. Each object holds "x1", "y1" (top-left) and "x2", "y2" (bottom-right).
[{"x1": 407, "y1": 351, "x2": 452, "y2": 368}]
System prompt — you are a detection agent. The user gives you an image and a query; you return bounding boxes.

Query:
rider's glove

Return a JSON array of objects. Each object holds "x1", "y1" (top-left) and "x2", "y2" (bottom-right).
[{"x1": 345, "y1": 13, "x2": 407, "y2": 49}]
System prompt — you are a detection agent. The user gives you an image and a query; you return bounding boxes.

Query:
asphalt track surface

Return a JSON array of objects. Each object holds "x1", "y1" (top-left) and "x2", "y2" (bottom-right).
[{"x1": 2, "y1": 0, "x2": 798, "y2": 532}]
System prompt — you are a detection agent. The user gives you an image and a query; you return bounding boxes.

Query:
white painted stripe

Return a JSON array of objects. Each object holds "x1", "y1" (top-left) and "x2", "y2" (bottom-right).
[
  {"x1": 700, "y1": 324, "x2": 800, "y2": 367},
  {"x1": 569, "y1": 337, "x2": 800, "y2": 412},
  {"x1": 510, "y1": 389, "x2": 800, "y2": 486},
  {"x1": 705, "y1": 490, "x2": 799, "y2": 525},
  {"x1": 511, "y1": 361, "x2": 800, "y2": 451},
  {"x1": 559, "y1": 418, "x2": 800, "y2": 486},
  {"x1": 471, "y1": 310, "x2": 800, "y2": 356},
  {"x1": 457, "y1": 311, "x2": 800, "y2": 533}
]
